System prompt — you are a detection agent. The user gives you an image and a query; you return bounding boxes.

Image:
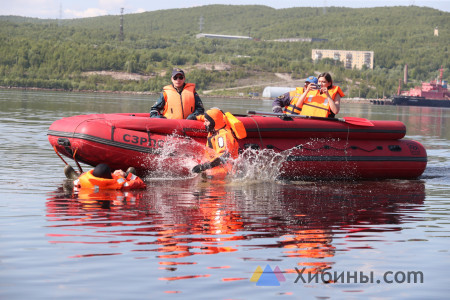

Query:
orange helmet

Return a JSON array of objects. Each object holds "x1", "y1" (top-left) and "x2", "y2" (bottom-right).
[{"x1": 204, "y1": 108, "x2": 226, "y2": 132}]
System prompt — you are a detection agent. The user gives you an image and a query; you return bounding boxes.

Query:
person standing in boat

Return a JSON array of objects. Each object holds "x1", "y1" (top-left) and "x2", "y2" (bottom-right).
[
  {"x1": 272, "y1": 76, "x2": 318, "y2": 114},
  {"x1": 150, "y1": 68, "x2": 205, "y2": 120},
  {"x1": 296, "y1": 72, "x2": 344, "y2": 118},
  {"x1": 192, "y1": 108, "x2": 240, "y2": 178}
]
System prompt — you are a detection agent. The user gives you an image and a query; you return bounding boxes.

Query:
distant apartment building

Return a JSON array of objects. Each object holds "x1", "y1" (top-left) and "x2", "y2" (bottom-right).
[
  {"x1": 312, "y1": 49, "x2": 374, "y2": 70},
  {"x1": 196, "y1": 33, "x2": 253, "y2": 40},
  {"x1": 271, "y1": 38, "x2": 328, "y2": 43}
]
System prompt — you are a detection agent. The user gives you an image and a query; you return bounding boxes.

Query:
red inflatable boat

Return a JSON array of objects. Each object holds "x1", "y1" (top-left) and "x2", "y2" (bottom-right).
[{"x1": 47, "y1": 112, "x2": 427, "y2": 180}]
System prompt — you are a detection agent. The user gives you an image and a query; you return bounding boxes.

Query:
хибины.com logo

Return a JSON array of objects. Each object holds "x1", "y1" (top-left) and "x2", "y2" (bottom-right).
[{"x1": 250, "y1": 265, "x2": 286, "y2": 286}]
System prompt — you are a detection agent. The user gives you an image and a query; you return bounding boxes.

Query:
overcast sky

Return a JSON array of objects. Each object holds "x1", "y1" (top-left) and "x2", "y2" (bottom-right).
[{"x1": 1, "y1": 0, "x2": 449, "y2": 19}]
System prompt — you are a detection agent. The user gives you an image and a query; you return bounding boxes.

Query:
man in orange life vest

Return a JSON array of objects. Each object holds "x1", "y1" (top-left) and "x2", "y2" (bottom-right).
[
  {"x1": 66, "y1": 163, "x2": 146, "y2": 190},
  {"x1": 192, "y1": 108, "x2": 239, "y2": 175},
  {"x1": 272, "y1": 76, "x2": 318, "y2": 114},
  {"x1": 150, "y1": 68, "x2": 205, "y2": 120}
]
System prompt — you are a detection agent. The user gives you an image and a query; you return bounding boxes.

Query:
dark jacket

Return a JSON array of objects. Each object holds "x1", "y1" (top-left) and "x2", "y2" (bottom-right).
[{"x1": 272, "y1": 92, "x2": 295, "y2": 113}]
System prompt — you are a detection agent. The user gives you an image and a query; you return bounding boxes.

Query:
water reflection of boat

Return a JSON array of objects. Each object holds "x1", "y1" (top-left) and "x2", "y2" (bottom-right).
[
  {"x1": 240, "y1": 180, "x2": 425, "y2": 273},
  {"x1": 48, "y1": 113, "x2": 427, "y2": 180},
  {"x1": 46, "y1": 179, "x2": 425, "y2": 277}
]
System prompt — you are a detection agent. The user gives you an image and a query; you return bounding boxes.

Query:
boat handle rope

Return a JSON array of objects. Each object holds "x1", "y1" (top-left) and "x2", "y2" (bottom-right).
[
  {"x1": 345, "y1": 124, "x2": 350, "y2": 162},
  {"x1": 111, "y1": 125, "x2": 115, "y2": 142},
  {"x1": 295, "y1": 144, "x2": 383, "y2": 152},
  {"x1": 247, "y1": 116, "x2": 265, "y2": 149}
]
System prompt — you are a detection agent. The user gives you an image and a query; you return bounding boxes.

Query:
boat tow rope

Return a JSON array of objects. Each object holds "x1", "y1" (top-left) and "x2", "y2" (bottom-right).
[
  {"x1": 53, "y1": 145, "x2": 69, "y2": 166},
  {"x1": 52, "y1": 145, "x2": 84, "y2": 174},
  {"x1": 247, "y1": 111, "x2": 374, "y2": 127},
  {"x1": 72, "y1": 148, "x2": 84, "y2": 174}
]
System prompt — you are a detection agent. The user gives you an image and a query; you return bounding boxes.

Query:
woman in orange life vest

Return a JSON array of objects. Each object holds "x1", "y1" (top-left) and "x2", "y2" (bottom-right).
[
  {"x1": 272, "y1": 76, "x2": 318, "y2": 114},
  {"x1": 67, "y1": 163, "x2": 146, "y2": 190},
  {"x1": 150, "y1": 68, "x2": 205, "y2": 120},
  {"x1": 296, "y1": 72, "x2": 345, "y2": 118},
  {"x1": 191, "y1": 108, "x2": 240, "y2": 176}
]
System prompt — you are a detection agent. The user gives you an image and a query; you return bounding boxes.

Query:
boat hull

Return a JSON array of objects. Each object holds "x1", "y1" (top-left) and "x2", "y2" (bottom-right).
[
  {"x1": 48, "y1": 113, "x2": 427, "y2": 180},
  {"x1": 392, "y1": 95, "x2": 450, "y2": 108}
]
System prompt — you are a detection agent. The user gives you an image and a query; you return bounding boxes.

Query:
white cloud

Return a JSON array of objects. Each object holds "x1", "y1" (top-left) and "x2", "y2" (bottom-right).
[
  {"x1": 134, "y1": 8, "x2": 147, "y2": 14},
  {"x1": 64, "y1": 8, "x2": 108, "y2": 19}
]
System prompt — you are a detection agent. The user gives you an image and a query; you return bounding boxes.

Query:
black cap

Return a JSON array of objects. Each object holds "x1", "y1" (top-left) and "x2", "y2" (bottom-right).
[
  {"x1": 92, "y1": 163, "x2": 112, "y2": 179},
  {"x1": 171, "y1": 68, "x2": 185, "y2": 77}
]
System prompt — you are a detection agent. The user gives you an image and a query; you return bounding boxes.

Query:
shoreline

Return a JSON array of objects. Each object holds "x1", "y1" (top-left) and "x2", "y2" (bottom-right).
[{"x1": 0, "y1": 85, "x2": 387, "y2": 104}]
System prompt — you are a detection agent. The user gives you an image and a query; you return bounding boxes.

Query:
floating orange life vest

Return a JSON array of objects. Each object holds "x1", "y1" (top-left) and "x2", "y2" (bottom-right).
[
  {"x1": 163, "y1": 83, "x2": 196, "y2": 119},
  {"x1": 301, "y1": 86, "x2": 345, "y2": 118},
  {"x1": 74, "y1": 169, "x2": 146, "y2": 190}
]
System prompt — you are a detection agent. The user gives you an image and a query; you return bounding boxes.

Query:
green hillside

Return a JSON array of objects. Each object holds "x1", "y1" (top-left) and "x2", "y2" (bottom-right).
[{"x1": 0, "y1": 5, "x2": 448, "y2": 98}]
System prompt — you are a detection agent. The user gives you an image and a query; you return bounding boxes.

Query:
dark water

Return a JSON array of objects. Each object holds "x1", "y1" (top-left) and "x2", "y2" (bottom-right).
[{"x1": 0, "y1": 89, "x2": 449, "y2": 299}]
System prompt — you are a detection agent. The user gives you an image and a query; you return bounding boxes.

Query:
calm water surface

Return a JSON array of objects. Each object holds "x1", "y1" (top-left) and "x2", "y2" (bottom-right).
[{"x1": 0, "y1": 89, "x2": 449, "y2": 299}]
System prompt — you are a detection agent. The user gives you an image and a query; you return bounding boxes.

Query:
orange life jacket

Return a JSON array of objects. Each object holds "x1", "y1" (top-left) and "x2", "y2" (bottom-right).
[
  {"x1": 283, "y1": 87, "x2": 305, "y2": 115},
  {"x1": 206, "y1": 128, "x2": 239, "y2": 160},
  {"x1": 204, "y1": 128, "x2": 239, "y2": 178},
  {"x1": 162, "y1": 83, "x2": 196, "y2": 119},
  {"x1": 300, "y1": 86, "x2": 345, "y2": 117},
  {"x1": 197, "y1": 112, "x2": 247, "y2": 140},
  {"x1": 74, "y1": 169, "x2": 146, "y2": 190}
]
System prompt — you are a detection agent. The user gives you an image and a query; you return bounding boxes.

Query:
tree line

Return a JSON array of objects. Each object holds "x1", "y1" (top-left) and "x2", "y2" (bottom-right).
[{"x1": 0, "y1": 5, "x2": 448, "y2": 98}]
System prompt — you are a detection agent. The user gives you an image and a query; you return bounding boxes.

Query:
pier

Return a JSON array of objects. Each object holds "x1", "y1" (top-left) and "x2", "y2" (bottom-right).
[{"x1": 342, "y1": 98, "x2": 393, "y2": 105}]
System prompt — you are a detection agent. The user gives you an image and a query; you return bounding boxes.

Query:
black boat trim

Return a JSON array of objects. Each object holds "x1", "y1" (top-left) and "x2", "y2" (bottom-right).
[
  {"x1": 286, "y1": 155, "x2": 427, "y2": 162},
  {"x1": 245, "y1": 127, "x2": 405, "y2": 134}
]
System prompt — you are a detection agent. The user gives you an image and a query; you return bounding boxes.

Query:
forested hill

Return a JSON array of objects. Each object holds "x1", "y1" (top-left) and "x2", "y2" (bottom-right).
[{"x1": 0, "y1": 5, "x2": 448, "y2": 98}]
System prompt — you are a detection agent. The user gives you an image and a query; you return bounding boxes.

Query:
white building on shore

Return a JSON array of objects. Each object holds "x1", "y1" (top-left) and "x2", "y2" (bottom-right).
[{"x1": 312, "y1": 49, "x2": 374, "y2": 70}]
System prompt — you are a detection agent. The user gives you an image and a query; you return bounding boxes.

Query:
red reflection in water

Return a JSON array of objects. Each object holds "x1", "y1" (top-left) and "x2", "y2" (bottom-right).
[
  {"x1": 207, "y1": 266, "x2": 230, "y2": 269},
  {"x1": 159, "y1": 274, "x2": 211, "y2": 281},
  {"x1": 46, "y1": 178, "x2": 425, "y2": 280},
  {"x1": 394, "y1": 106, "x2": 448, "y2": 138},
  {"x1": 69, "y1": 253, "x2": 121, "y2": 258},
  {"x1": 221, "y1": 277, "x2": 247, "y2": 282},
  {"x1": 159, "y1": 261, "x2": 197, "y2": 266}
]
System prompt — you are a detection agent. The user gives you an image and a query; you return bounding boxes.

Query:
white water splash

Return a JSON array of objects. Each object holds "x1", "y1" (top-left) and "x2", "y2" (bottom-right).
[
  {"x1": 230, "y1": 148, "x2": 289, "y2": 182},
  {"x1": 140, "y1": 135, "x2": 327, "y2": 183},
  {"x1": 141, "y1": 134, "x2": 204, "y2": 180}
]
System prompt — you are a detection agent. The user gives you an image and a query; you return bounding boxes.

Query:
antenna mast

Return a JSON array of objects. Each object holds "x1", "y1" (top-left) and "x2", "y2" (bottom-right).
[
  {"x1": 199, "y1": 16, "x2": 204, "y2": 32},
  {"x1": 58, "y1": 2, "x2": 62, "y2": 26},
  {"x1": 119, "y1": 8, "x2": 124, "y2": 41}
]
